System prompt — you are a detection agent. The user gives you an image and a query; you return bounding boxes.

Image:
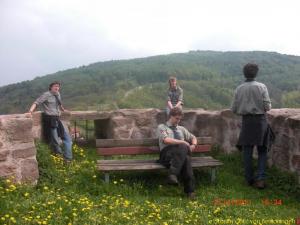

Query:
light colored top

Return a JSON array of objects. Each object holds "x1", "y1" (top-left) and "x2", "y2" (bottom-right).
[
  {"x1": 34, "y1": 91, "x2": 61, "y2": 116},
  {"x1": 231, "y1": 81, "x2": 271, "y2": 115},
  {"x1": 157, "y1": 121, "x2": 195, "y2": 150}
]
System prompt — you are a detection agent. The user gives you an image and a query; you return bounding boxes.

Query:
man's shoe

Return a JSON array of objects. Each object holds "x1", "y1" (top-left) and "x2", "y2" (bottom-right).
[
  {"x1": 166, "y1": 174, "x2": 179, "y2": 185},
  {"x1": 187, "y1": 192, "x2": 196, "y2": 201},
  {"x1": 253, "y1": 180, "x2": 266, "y2": 189}
]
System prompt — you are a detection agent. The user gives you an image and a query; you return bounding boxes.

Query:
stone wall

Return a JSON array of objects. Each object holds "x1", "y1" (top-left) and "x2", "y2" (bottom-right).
[
  {"x1": 0, "y1": 114, "x2": 39, "y2": 184},
  {"x1": 1, "y1": 108, "x2": 300, "y2": 183},
  {"x1": 91, "y1": 108, "x2": 300, "y2": 175},
  {"x1": 267, "y1": 109, "x2": 300, "y2": 174}
]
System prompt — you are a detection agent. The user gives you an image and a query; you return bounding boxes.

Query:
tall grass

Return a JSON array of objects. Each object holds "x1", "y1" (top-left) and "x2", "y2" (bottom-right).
[{"x1": 0, "y1": 142, "x2": 299, "y2": 225}]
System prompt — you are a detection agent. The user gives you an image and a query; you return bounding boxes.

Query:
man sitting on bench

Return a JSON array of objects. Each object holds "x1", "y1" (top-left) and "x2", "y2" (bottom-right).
[{"x1": 157, "y1": 107, "x2": 197, "y2": 200}]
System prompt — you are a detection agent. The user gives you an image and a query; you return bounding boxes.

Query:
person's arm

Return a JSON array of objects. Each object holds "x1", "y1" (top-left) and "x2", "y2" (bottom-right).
[
  {"x1": 56, "y1": 93, "x2": 70, "y2": 113},
  {"x1": 163, "y1": 137, "x2": 190, "y2": 146},
  {"x1": 28, "y1": 103, "x2": 37, "y2": 114},
  {"x1": 167, "y1": 100, "x2": 173, "y2": 109},
  {"x1": 182, "y1": 127, "x2": 197, "y2": 152},
  {"x1": 190, "y1": 136, "x2": 197, "y2": 145},
  {"x1": 189, "y1": 136, "x2": 197, "y2": 152},
  {"x1": 60, "y1": 105, "x2": 65, "y2": 112},
  {"x1": 167, "y1": 90, "x2": 174, "y2": 109},
  {"x1": 59, "y1": 105, "x2": 71, "y2": 114},
  {"x1": 262, "y1": 85, "x2": 271, "y2": 112},
  {"x1": 175, "y1": 101, "x2": 182, "y2": 108},
  {"x1": 175, "y1": 88, "x2": 183, "y2": 107},
  {"x1": 27, "y1": 92, "x2": 48, "y2": 114},
  {"x1": 231, "y1": 88, "x2": 238, "y2": 114}
]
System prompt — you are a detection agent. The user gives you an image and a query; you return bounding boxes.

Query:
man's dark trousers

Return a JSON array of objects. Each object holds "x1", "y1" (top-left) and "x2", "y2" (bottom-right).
[
  {"x1": 159, "y1": 144, "x2": 195, "y2": 193},
  {"x1": 242, "y1": 145, "x2": 267, "y2": 183}
]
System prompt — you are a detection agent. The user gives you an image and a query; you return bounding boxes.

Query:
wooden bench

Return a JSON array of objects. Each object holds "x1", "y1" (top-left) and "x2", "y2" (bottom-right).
[{"x1": 96, "y1": 137, "x2": 223, "y2": 183}]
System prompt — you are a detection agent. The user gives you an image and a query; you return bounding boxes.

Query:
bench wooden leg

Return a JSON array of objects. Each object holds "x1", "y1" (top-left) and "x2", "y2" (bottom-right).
[
  {"x1": 211, "y1": 167, "x2": 216, "y2": 183},
  {"x1": 104, "y1": 173, "x2": 110, "y2": 183}
]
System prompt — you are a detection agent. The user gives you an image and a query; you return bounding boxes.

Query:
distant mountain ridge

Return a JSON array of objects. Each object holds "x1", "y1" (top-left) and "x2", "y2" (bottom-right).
[{"x1": 1, "y1": 50, "x2": 300, "y2": 114}]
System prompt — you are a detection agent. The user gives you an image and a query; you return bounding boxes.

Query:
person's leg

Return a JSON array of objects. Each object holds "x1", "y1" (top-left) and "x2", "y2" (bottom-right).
[
  {"x1": 159, "y1": 144, "x2": 189, "y2": 185},
  {"x1": 159, "y1": 145, "x2": 178, "y2": 184},
  {"x1": 168, "y1": 144, "x2": 189, "y2": 176},
  {"x1": 181, "y1": 155, "x2": 195, "y2": 194},
  {"x1": 50, "y1": 127, "x2": 63, "y2": 155},
  {"x1": 243, "y1": 145, "x2": 254, "y2": 185},
  {"x1": 256, "y1": 145, "x2": 267, "y2": 181},
  {"x1": 62, "y1": 126, "x2": 73, "y2": 160}
]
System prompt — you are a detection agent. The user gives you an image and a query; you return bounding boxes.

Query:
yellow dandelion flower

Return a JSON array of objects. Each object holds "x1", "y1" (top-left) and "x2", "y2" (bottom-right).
[
  {"x1": 10, "y1": 217, "x2": 16, "y2": 223},
  {"x1": 9, "y1": 184, "x2": 16, "y2": 190},
  {"x1": 213, "y1": 207, "x2": 221, "y2": 214}
]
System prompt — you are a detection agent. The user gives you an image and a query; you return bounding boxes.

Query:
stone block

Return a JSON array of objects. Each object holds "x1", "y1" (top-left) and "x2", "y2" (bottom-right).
[
  {"x1": 2, "y1": 118, "x2": 33, "y2": 142},
  {"x1": 0, "y1": 149, "x2": 9, "y2": 161},
  {"x1": 12, "y1": 146, "x2": 36, "y2": 159},
  {"x1": 0, "y1": 163, "x2": 17, "y2": 177},
  {"x1": 20, "y1": 159, "x2": 39, "y2": 183}
]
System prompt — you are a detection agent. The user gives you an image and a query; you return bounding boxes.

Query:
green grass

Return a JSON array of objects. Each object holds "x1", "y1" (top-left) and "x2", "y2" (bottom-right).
[{"x1": 0, "y1": 143, "x2": 299, "y2": 225}]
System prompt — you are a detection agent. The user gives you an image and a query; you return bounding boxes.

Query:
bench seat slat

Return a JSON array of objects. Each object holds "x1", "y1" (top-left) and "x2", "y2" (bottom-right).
[
  {"x1": 97, "y1": 156, "x2": 216, "y2": 164},
  {"x1": 97, "y1": 162, "x2": 223, "y2": 171},
  {"x1": 97, "y1": 144, "x2": 211, "y2": 156},
  {"x1": 97, "y1": 157, "x2": 223, "y2": 171},
  {"x1": 96, "y1": 137, "x2": 212, "y2": 148}
]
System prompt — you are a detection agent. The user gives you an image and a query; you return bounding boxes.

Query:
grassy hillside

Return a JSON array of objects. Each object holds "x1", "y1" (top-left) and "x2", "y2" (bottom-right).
[{"x1": 1, "y1": 51, "x2": 300, "y2": 114}]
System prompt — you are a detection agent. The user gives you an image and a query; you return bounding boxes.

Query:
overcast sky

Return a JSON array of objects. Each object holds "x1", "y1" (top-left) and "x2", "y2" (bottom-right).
[{"x1": 1, "y1": 0, "x2": 300, "y2": 87}]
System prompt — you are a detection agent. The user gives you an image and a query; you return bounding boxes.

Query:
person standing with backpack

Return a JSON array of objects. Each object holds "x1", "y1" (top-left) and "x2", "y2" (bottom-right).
[{"x1": 28, "y1": 81, "x2": 73, "y2": 163}]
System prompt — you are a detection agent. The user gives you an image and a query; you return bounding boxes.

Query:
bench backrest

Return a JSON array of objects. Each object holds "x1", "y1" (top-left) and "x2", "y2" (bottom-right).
[{"x1": 96, "y1": 137, "x2": 212, "y2": 156}]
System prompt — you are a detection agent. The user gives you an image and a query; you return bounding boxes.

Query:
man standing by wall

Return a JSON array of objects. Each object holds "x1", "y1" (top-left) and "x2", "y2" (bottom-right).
[
  {"x1": 231, "y1": 63, "x2": 272, "y2": 189},
  {"x1": 28, "y1": 81, "x2": 73, "y2": 163}
]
